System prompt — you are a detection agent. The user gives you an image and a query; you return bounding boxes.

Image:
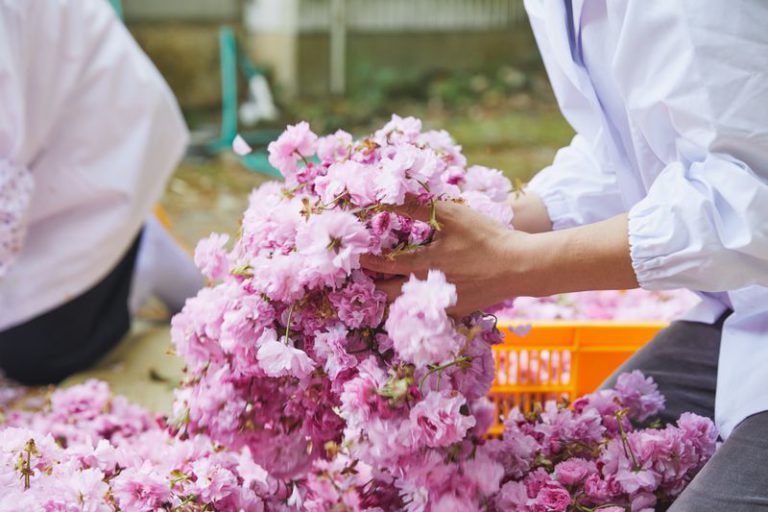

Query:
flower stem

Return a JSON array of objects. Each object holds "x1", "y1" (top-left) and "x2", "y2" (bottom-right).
[
  {"x1": 418, "y1": 356, "x2": 470, "y2": 392},
  {"x1": 615, "y1": 410, "x2": 640, "y2": 470},
  {"x1": 18, "y1": 439, "x2": 36, "y2": 490},
  {"x1": 294, "y1": 149, "x2": 311, "y2": 168},
  {"x1": 429, "y1": 199, "x2": 441, "y2": 231},
  {"x1": 284, "y1": 303, "x2": 296, "y2": 345}
]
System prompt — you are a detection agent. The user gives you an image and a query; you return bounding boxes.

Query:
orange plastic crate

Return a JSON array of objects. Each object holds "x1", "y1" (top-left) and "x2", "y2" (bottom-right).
[
  {"x1": 154, "y1": 205, "x2": 173, "y2": 229},
  {"x1": 487, "y1": 321, "x2": 666, "y2": 436}
]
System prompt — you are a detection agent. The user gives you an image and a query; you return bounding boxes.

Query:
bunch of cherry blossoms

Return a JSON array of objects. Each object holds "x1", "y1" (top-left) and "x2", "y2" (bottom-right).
[
  {"x1": 0, "y1": 380, "x2": 286, "y2": 511},
  {"x1": 175, "y1": 116, "x2": 515, "y2": 496}
]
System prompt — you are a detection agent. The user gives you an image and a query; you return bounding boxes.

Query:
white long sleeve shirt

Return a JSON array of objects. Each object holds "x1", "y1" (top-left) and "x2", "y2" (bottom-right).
[
  {"x1": 525, "y1": 0, "x2": 768, "y2": 438},
  {"x1": 0, "y1": 0, "x2": 188, "y2": 330}
]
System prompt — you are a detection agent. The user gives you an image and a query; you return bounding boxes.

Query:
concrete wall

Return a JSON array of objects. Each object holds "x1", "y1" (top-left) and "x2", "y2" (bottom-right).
[
  {"x1": 246, "y1": 0, "x2": 526, "y2": 32},
  {"x1": 123, "y1": 0, "x2": 245, "y2": 111},
  {"x1": 243, "y1": 0, "x2": 536, "y2": 97},
  {"x1": 124, "y1": 0, "x2": 540, "y2": 108},
  {"x1": 249, "y1": 32, "x2": 300, "y2": 97},
  {"x1": 128, "y1": 23, "x2": 227, "y2": 110}
]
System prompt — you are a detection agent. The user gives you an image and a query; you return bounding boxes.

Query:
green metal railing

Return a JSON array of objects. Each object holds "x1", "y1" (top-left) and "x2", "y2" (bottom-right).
[
  {"x1": 208, "y1": 27, "x2": 281, "y2": 178},
  {"x1": 106, "y1": 1, "x2": 281, "y2": 178}
]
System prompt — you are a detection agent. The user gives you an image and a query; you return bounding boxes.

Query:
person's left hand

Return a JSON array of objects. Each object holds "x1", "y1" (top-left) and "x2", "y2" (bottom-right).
[{"x1": 360, "y1": 198, "x2": 527, "y2": 317}]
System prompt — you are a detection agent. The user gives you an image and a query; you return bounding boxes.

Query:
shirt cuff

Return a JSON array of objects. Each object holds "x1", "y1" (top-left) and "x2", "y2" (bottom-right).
[
  {"x1": 627, "y1": 198, "x2": 678, "y2": 290},
  {"x1": 525, "y1": 184, "x2": 579, "y2": 231}
]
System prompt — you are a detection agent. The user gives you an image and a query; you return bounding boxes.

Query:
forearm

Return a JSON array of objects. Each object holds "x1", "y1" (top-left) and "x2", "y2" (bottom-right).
[
  {"x1": 507, "y1": 191, "x2": 552, "y2": 234},
  {"x1": 506, "y1": 213, "x2": 638, "y2": 297}
]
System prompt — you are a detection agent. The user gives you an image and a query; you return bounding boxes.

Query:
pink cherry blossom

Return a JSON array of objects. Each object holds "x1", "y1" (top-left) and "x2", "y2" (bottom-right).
[
  {"x1": 554, "y1": 458, "x2": 596, "y2": 486},
  {"x1": 462, "y1": 165, "x2": 512, "y2": 202},
  {"x1": 194, "y1": 232, "x2": 230, "y2": 281},
  {"x1": 409, "y1": 391, "x2": 476, "y2": 448},
  {"x1": 316, "y1": 129, "x2": 353, "y2": 161},
  {"x1": 328, "y1": 270, "x2": 386, "y2": 328},
  {"x1": 112, "y1": 461, "x2": 171, "y2": 510},
  {"x1": 386, "y1": 271, "x2": 463, "y2": 367},
  {"x1": 256, "y1": 330, "x2": 316, "y2": 379},
  {"x1": 267, "y1": 121, "x2": 318, "y2": 179},
  {"x1": 232, "y1": 133, "x2": 253, "y2": 156},
  {"x1": 295, "y1": 209, "x2": 371, "y2": 286},
  {"x1": 374, "y1": 114, "x2": 423, "y2": 145}
]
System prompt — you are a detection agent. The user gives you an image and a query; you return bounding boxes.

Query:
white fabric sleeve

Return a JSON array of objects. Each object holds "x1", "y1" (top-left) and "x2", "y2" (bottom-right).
[
  {"x1": 621, "y1": 1, "x2": 768, "y2": 291},
  {"x1": 628, "y1": 152, "x2": 768, "y2": 291},
  {"x1": 0, "y1": 161, "x2": 33, "y2": 279},
  {"x1": 526, "y1": 134, "x2": 625, "y2": 230},
  {"x1": 0, "y1": 5, "x2": 33, "y2": 279}
]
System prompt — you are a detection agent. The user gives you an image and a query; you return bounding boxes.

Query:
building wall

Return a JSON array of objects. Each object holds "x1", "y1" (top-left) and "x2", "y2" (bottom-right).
[
  {"x1": 127, "y1": 23, "x2": 228, "y2": 110},
  {"x1": 124, "y1": 0, "x2": 241, "y2": 22},
  {"x1": 294, "y1": 28, "x2": 540, "y2": 97},
  {"x1": 246, "y1": 0, "x2": 536, "y2": 97},
  {"x1": 246, "y1": 0, "x2": 526, "y2": 32},
  {"x1": 122, "y1": 0, "x2": 244, "y2": 111},
  {"x1": 249, "y1": 32, "x2": 301, "y2": 97},
  {"x1": 124, "y1": 0, "x2": 538, "y2": 108}
]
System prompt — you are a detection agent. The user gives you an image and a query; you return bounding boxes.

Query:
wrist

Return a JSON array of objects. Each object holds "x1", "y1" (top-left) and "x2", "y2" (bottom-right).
[
  {"x1": 501, "y1": 214, "x2": 637, "y2": 298},
  {"x1": 498, "y1": 229, "x2": 554, "y2": 297}
]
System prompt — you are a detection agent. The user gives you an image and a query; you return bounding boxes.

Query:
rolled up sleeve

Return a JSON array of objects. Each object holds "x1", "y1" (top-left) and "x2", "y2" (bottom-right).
[
  {"x1": 0, "y1": 8, "x2": 33, "y2": 280},
  {"x1": 628, "y1": 152, "x2": 768, "y2": 291},
  {"x1": 527, "y1": 134, "x2": 625, "y2": 230},
  {"x1": 617, "y1": 1, "x2": 768, "y2": 292}
]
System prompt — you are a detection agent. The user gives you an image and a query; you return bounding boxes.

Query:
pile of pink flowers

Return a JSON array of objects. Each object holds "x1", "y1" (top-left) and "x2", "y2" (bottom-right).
[
  {"x1": 489, "y1": 371, "x2": 717, "y2": 511},
  {"x1": 496, "y1": 289, "x2": 699, "y2": 322},
  {"x1": 0, "y1": 117, "x2": 717, "y2": 510},
  {"x1": 0, "y1": 380, "x2": 285, "y2": 510},
  {"x1": 175, "y1": 116, "x2": 515, "y2": 505},
  {"x1": 0, "y1": 373, "x2": 715, "y2": 511}
]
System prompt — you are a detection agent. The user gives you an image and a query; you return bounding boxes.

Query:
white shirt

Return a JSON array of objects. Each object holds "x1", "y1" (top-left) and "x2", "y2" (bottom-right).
[
  {"x1": 0, "y1": 0, "x2": 188, "y2": 330},
  {"x1": 525, "y1": 0, "x2": 768, "y2": 438}
]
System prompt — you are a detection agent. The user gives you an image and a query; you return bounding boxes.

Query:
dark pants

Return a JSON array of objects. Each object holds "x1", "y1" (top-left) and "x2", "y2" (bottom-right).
[
  {"x1": 602, "y1": 314, "x2": 768, "y2": 511},
  {"x1": 0, "y1": 233, "x2": 141, "y2": 385}
]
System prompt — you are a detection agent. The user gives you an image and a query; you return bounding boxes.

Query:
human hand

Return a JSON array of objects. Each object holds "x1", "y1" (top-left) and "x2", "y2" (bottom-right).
[{"x1": 360, "y1": 198, "x2": 528, "y2": 317}]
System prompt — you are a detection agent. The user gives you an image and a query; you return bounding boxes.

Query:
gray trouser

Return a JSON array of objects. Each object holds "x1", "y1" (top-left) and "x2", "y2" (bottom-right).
[{"x1": 601, "y1": 314, "x2": 768, "y2": 511}]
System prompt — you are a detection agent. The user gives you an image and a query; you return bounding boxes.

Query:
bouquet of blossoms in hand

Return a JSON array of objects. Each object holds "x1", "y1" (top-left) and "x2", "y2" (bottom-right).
[{"x1": 174, "y1": 116, "x2": 515, "y2": 505}]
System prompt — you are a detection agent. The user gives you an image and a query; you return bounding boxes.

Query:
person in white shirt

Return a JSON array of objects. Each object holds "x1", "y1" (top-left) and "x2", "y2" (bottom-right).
[
  {"x1": 363, "y1": 1, "x2": 768, "y2": 508},
  {"x1": 0, "y1": 0, "x2": 201, "y2": 384}
]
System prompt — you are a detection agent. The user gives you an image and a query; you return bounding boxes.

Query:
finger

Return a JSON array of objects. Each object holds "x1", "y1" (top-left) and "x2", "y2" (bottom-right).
[
  {"x1": 387, "y1": 195, "x2": 432, "y2": 223},
  {"x1": 360, "y1": 254, "x2": 398, "y2": 274},
  {"x1": 376, "y1": 277, "x2": 408, "y2": 303},
  {"x1": 446, "y1": 304, "x2": 481, "y2": 320},
  {"x1": 360, "y1": 243, "x2": 436, "y2": 275}
]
